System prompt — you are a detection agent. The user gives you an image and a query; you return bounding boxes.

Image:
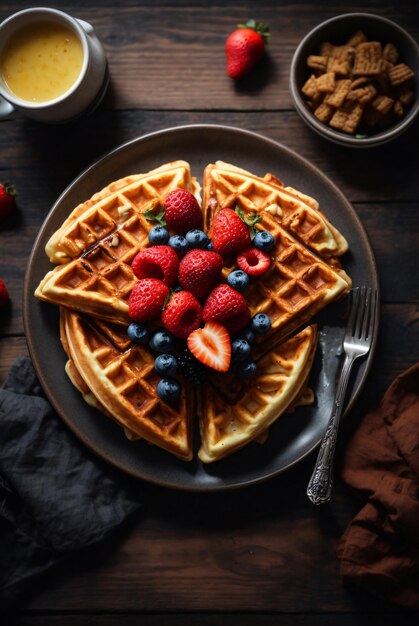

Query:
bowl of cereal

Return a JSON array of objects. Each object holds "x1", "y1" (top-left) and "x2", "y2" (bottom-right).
[{"x1": 290, "y1": 13, "x2": 419, "y2": 147}]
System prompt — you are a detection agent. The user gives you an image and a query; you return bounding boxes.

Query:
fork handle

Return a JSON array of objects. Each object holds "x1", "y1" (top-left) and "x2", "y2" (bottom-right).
[{"x1": 306, "y1": 354, "x2": 355, "y2": 505}]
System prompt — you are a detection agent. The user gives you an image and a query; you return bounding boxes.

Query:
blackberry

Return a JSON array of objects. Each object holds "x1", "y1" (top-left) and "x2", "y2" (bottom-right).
[{"x1": 178, "y1": 349, "x2": 207, "y2": 385}]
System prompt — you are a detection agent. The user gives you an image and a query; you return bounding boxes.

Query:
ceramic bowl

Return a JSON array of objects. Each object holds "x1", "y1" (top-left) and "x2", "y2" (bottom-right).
[{"x1": 289, "y1": 13, "x2": 419, "y2": 147}]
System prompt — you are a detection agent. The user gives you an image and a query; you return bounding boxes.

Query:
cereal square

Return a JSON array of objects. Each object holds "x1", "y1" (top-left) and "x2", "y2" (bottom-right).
[{"x1": 353, "y1": 42, "x2": 382, "y2": 75}]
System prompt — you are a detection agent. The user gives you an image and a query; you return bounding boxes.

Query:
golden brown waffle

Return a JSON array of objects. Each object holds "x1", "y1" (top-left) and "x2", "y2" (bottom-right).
[
  {"x1": 218, "y1": 211, "x2": 350, "y2": 357},
  {"x1": 46, "y1": 161, "x2": 196, "y2": 264},
  {"x1": 35, "y1": 162, "x2": 197, "y2": 324},
  {"x1": 198, "y1": 325, "x2": 318, "y2": 463},
  {"x1": 60, "y1": 308, "x2": 194, "y2": 461},
  {"x1": 203, "y1": 161, "x2": 348, "y2": 259}
]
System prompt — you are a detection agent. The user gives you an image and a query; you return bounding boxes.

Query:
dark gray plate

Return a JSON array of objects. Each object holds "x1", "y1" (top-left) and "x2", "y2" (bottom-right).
[{"x1": 23, "y1": 124, "x2": 379, "y2": 491}]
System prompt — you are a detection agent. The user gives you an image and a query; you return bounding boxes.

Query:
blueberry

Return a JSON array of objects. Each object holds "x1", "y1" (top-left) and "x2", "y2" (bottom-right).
[
  {"x1": 172, "y1": 285, "x2": 183, "y2": 293},
  {"x1": 148, "y1": 225, "x2": 169, "y2": 245},
  {"x1": 253, "y1": 231, "x2": 275, "y2": 251},
  {"x1": 251, "y1": 313, "x2": 271, "y2": 334},
  {"x1": 154, "y1": 354, "x2": 178, "y2": 376},
  {"x1": 127, "y1": 322, "x2": 149, "y2": 344},
  {"x1": 149, "y1": 330, "x2": 176, "y2": 353},
  {"x1": 168, "y1": 234, "x2": 189, "y2": 256},
  {"x1": 231, "y1": 339, "x2": 251, "y2": 362},
  {"x1": 234, "y1": 327, "x2": 256, "y2": 345},
  {"x1": 185, "y1": 229, "x2": 208, "y2": 249},
  {"x1": 227, "y1": 269, "x2": 250, "y2": 292},
  {"x1": 157, "y1": 377, "x2": 181, "y2": 402},
  {"x1": 236, "y1": 360, "x2": 257, "y2": 379},
  {"x1": 206, "y1": 241, "x2": 213, "y2": 251}
]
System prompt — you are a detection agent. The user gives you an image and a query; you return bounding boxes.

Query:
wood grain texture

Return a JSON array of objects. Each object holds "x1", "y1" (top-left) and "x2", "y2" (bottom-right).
[{"x1": 0, "y1": 0, "x2": 418, "y2": 622}]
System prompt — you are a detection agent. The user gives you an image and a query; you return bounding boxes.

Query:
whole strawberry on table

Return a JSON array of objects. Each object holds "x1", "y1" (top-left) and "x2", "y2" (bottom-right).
[
  {"x1": 0, "y1": 183, "x2": 17, "y2": 223},
  {"x1": 225, "y1": 19, "x2": 270, "y2": 79},
  {"x1": 127, "y1": 189, "x2": 273, "y2": 403}
]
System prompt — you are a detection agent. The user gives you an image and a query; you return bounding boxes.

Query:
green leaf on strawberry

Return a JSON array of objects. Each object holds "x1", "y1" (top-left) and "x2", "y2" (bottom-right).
[
  {"x1": 143, "y1": 207, "x2": 166, "y2": 226},
  {"x1": 237, "y1": 19, "x2": 270, "y2": 44},
  {"x1": 234, "y1": 206, "x2": 262, "y2": 239}
]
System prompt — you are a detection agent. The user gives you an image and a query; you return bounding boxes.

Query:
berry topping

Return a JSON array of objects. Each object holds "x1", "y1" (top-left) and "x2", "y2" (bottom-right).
[
  {"x1": 226, "y1": 269, "x2": 250, "y2": 291},
  {"x1": 231, "y1": 338, "x2": 251, "y2": 362},
  {"x1": 154, "y1": 354, "x2": 178, "y2": 376},
  {"x1": 161, "y1": 290, "x2": 203, "y2": 339},
  {"x1": 127, "y1": 321, "x2": 150, "y2": 344},
  {"x1": 226, "y1": 20, "x2": 270, "y2": 80},
  {"x1": 164, "y1": 189, "x2": 202, "y2": 233},
  {"x1": 157, "y1": 377, "x2": 181, "y2": 403},
  {"x1": 178, "y1": 249, "x2": 223, "y2": 299},
  {"x1": 0, "y1": 278, "x2": 9, "y2": 308},
  {"x1": 128, "y1": 278, "x2": 169, "y2": 322},
  {"x1": 0, "y1": 183, "x2": 17, "y2": 223},
  {"x1": 168, "y1": 234, "x2": 189, "y2": 256},
  {"x1": 253, "y1": 230, "x2": 275, "y2": 251},
  {"x1": 203, "y1": 284, "x2": 248, "y2": 326},
  {"x1": 149, "y1": 330, "x2": 176, "y2": 353},
  {"x1": 234, "y1": 326, "x2": 256, "y2": 345},
  {"x1": 236, "y1": 360, "x2": 257, "y2": 379},
  {"x1": 148, "y1": 225, "x2": 170, "y2": 245},
  {"x1": 251, "y1": 313, "x2": 271, "y2": 334},
  {"x1": 206, "y1": 241, "x2": 213, "y2": 251},
  {"x1": 222, "y1": 308, "x2": 251, "y2": 334},
  {"x1": 132, "y1": 245, "x2": 179, "y2": 286},
  {"x1": 178, "y1": 348, "x2": 208, "y2": 385},
  {"x1": 187, "y1": 321, "x2": 231, "y2": 373},
  {"x1": 185, "y1": 229, "x2": 209, "y2": 249},
  {"x1": 211, "y1": 208, "x2": 251, "y2": 257},
  {"x1": 236, "y1": 246, "x2": 271, "y2": 277}
]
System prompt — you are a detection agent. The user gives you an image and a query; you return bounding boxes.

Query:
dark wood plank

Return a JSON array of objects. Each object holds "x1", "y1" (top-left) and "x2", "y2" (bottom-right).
[
  {"x1": 16, "y1": 614, "x2": 419, "y2": 626},
  {"x1": 1, "y1": 111, "x2": 418, "y2": 203}
]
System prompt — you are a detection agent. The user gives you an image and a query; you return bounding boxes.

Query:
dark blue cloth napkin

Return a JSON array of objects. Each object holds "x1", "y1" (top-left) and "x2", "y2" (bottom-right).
[{"x1": 0, "y1": 356, "x2": 142, "y2": 609}]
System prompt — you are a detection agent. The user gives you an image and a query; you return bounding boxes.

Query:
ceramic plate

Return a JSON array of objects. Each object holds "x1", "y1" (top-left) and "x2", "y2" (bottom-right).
[{"x1": 24, "y1": 124, "x2": 379, "y2": 491}]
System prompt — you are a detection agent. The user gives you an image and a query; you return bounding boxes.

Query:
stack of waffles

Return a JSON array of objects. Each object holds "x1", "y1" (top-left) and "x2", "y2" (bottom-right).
[{"x1": 35, "y1": 160, "x2": 351, "y2": 463}]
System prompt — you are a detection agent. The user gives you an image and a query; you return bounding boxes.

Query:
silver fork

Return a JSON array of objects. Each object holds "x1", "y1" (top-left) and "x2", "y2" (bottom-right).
[{"x1": 307, "y1": 286, "x2": 378, "y2": 505}]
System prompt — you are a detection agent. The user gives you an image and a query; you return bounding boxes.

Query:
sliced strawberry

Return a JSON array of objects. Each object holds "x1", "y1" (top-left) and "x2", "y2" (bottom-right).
[
  {"x1": 131, "y1": 246, "x2": 179, "y2": 286},
  {"x1": 178, "y1": 249, "x2": 223, "y2": 298},
  {"x1": 236, "y1": 246, "x2": 271, "y2": 277},
  {"x1": 161, "y1": 290, "x2": 203, "y2": 339},
  {"x1": 187, "y1": 321, "x2": 231, "y2": 373},
  {"x1": 0, "y1": 278, "x2": 10, "y2": 308}
]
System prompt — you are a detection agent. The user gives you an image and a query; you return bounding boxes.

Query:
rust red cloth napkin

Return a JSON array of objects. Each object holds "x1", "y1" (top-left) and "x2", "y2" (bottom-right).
[{"x1": 338, "y1": 362, "x2": 419, "y2": 609}]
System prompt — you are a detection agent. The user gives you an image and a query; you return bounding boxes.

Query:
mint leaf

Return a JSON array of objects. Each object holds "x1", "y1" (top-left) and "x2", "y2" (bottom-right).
[
  {"x1": 235, "y1": 205, "x2": 262, "y2": 239},
  {"x1": 143, "y1": 207, "x2": 166, "y2": 226}
]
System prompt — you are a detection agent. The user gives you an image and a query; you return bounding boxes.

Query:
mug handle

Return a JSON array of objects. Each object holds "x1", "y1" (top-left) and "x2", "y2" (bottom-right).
[
  {"x1": 76, "y1": 18, "x2": 94, "y2": 35},
  {"x1": 0, "y1": 96, "x2": 14, "y2": 119}
]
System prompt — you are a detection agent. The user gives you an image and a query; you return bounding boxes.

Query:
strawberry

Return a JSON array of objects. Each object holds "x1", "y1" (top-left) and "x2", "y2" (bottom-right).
[
  {"x1": 202, "y1": 284, "x2": 249, "y2": 331},
  {"x1": 225, "y1": 19, "x2": 270, "y2": 80},
  {"x1": 211, "y1": 208, "x2": 251, "y2": 257},
  {"x1": 178, "y1": 249, "x2": 223, "y2": 299},
  {"x1": 164, "y1": 189, "x2": 202, "y2": 233},
  {"x1": 128, "y1": 278, "x2": 170, "y2": 322},
  {"x1": 187, "y1": 321, "x2": 231, "y2": 373},
  {"x1": 131, "y1": 245, "x2": 179, "y2": 286},
  {"x1": 161, "y1": 290, "x2": 203, "y2": 339},
  {"x1": 223, "y1": 308, "x2": 251, "y2": 334},
  {"x1": 0, "y1": 183, "x2": 17, "y2": 223},
  {"x1": 237, "y1": 246, "x2": 271, "y2": 277},
  {"x1": 0, "y1": 278, "x2": 9, "y2": 308}
]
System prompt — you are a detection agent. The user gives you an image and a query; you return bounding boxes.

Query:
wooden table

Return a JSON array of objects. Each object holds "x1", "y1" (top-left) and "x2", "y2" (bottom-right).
[{"x1": 1, "y1": 1, "x2": 418, "y2": 623}]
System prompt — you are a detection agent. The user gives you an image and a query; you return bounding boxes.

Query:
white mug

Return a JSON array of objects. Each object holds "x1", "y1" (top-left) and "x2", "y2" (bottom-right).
[{"x1": 0, "y1": 7, "x2": 108, "y2": 123}]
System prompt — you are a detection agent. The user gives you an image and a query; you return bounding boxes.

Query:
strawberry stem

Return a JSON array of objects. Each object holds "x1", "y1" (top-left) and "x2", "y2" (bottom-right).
[
  {"x1": 237, "y1": 19, "x2": 270, "y2": 44},
  {"x1": 235, "y1": 206, "x2": 263, "y2": 239},
  {"x1": 143, "y1": 207, "x2": 166, "y2": 226}
]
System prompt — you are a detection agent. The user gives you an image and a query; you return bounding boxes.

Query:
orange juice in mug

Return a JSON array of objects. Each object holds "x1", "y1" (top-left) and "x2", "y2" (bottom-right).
[{"x1": 0, "y1": 8, "x2": 107, "y2": 122}]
